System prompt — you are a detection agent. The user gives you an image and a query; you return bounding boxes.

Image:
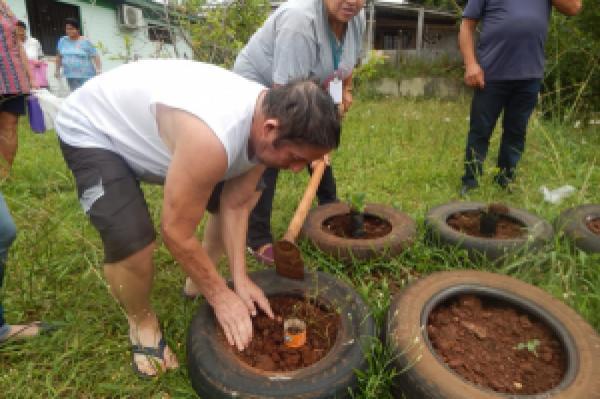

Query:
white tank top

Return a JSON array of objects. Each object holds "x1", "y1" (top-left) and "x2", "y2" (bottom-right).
[{"x1": 56, "y1": 60, "x2": 264, "y2": 183}]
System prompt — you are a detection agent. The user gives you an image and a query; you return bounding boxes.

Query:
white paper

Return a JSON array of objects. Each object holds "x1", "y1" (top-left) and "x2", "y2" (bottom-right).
[{"x1": 328, "y1": 77, "x2": 343, "y2": 104}]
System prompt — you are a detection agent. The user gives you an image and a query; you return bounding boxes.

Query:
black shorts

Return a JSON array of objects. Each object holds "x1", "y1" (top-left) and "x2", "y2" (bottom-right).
[
  {"x1": 59, "y1": 140, "x2": 226, "y2": 264},
  {"x1": 0, "y1": 94, "x2": 26, "y2": 116}
]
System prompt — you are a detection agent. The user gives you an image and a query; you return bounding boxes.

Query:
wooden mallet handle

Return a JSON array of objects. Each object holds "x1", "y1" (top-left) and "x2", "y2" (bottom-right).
[{"x1": 282, "y1": 160, "x2": 326, "y2": 243}]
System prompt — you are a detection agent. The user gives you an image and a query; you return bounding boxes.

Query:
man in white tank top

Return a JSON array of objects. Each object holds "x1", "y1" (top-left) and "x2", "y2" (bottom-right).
[{"x1": 55, "y1": 60, "x2": 341, "y2": 378}]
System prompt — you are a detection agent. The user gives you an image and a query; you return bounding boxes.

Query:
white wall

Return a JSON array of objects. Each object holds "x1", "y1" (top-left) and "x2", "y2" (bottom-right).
[{"x1": 6, "y1": 0, "x2": 192, "y2": 96}]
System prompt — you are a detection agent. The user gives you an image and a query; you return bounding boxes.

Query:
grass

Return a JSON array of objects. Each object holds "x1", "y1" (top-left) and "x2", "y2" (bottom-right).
[{"x1": 0, "y1": 96, "x2": 598, "y2": 398}]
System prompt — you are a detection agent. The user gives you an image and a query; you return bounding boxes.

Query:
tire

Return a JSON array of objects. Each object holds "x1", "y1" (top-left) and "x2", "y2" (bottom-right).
[
  {"x1": 555, "y1": 204, "x2": 600, "y2": 253},
  {"x1": 186, "y1": 269, "x2": 375, "y2": 398},
  {"x1": 301, "y1": 203, "x2": 416, "y2": 262},
  {"x1": 386, "y1": 270, "x2": 600, "y2": 399},
  {"x1": 425, "y1": 201, "x2": 553, "y2": 261}
]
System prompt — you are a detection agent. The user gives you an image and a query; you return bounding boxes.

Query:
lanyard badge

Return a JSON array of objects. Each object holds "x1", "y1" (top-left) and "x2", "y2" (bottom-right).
[
  {"x1": 327, "y1": 27, "x2": 344, "y2": 104},
  {"x1": 329, "y1": 77, "x2": 343, "y2": 104}
]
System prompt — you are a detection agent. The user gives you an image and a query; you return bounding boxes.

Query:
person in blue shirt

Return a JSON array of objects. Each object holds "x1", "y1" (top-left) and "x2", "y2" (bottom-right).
[
  {"x1": 459, "y1": 0, "x2": 581, "y2": 196},
  {"x1": 54, "y1": 17, "x2": 102, "y2": 91}
]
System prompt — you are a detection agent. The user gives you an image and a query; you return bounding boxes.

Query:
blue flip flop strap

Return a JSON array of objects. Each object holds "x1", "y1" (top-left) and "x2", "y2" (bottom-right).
[{"x1": 132, "y1": 337, "x2": 167, "y2": 359}]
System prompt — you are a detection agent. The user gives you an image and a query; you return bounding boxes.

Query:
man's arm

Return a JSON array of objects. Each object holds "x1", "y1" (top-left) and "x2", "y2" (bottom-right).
[
  {"x1": 160, "y1": 107, "x2": 228, "y2": 299},
  {"x1": 459, "y1": 18, "x2": 484, "y2": 89},
  {"x1": 158, "y1": 106, "x2": 254, "y2": 351},
  {"x1": 218, "y1": 166, "x2": 273, "y2": 317},
  {"x1": 552, "y1": 0, "x2": 582, "y2": 16}
]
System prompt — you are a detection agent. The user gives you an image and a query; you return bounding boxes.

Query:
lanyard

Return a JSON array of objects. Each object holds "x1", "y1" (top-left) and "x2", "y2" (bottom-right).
[{"x1": 327, "y1": 27, "x2": 343, "y2": 72}]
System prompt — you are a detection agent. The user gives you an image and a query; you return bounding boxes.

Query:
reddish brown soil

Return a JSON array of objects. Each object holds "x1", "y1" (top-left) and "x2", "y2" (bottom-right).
[
  {"x1": 586, "y1": 217, "x2": 600, "y2": 235},
  {"x1": 428, "y1": 295, "x2": 566, "y2": 395},
  {"x1": 221, "y1": 295, "x2": 340, "y2": 372},
  {"x1": 323, "y1": 213, "x2": 392, "y2": 239},
  {"x1": 447, "y1": 210, "x2": 526, "y2": 239}
]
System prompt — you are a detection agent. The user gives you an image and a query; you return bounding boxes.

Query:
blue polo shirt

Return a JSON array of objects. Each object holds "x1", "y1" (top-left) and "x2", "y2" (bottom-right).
[{"x1": 463, "y1": 0, "x2": 551, "y2": 81}]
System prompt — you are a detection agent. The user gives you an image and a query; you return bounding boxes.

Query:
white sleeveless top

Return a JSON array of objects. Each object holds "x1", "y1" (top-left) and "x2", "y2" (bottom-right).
[{"x1": 56, "y1": 60, "x2": 264, "y2": 183}]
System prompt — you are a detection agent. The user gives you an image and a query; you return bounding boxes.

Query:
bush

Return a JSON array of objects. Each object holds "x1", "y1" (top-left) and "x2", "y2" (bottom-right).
[{"x1": 542, "y1": 7, "x2": 599, "y2": 121}]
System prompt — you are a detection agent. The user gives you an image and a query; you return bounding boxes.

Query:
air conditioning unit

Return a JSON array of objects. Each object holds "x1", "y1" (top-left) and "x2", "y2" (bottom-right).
[{"x1": 118, "y1": 4, "x2": 145, "y2": 29}]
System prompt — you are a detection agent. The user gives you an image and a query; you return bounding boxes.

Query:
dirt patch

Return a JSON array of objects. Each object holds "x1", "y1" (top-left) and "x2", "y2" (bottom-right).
[
  {"x1": 586, "y1": 217, "x2": 600, "y2": 235},
  {"x1": 427, "y1": 294, "x2": 566, "y2": 395},
  {"x1": 323, "y1": 213, "x2": 392, "y2": 239},
  {"x1": 221, "y1": 295, "x2": 340, "y2": 372},
  {"x1": 447, "y1": 210, "x2": 526, "y2": 239}
]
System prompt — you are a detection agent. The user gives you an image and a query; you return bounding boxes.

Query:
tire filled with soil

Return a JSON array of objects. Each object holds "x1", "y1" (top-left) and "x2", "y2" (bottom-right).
[
  {"x1": 187, "y1": 269, "x2": 375, "y2": 398},
  {"x1": 218, "y1": 295, "x2": 340, "y2": 371},
  {"x1": 555, "y1": 204, "x2": 600, "y2": 253},
  {"x1": 386, "y1": 270, "x2": 600, "y2": 399},
  {"x1": 425, "y1": 201, "x2": 554, "y2": 261},
  {"x1": 301, "y1": 202, "x2": 416, "y2": 262}
]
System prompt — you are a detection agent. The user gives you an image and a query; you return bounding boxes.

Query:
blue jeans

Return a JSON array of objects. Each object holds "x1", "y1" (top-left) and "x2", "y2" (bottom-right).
[
  {"x1": 247, "y1": 165, "x2": 337, "y2": 249},
  {"x1": 462, "y1": 79, "x2": 541, "y2": 186},
  {"x1": 0, "y1": 193, "x2": 17, "y2": 328}
]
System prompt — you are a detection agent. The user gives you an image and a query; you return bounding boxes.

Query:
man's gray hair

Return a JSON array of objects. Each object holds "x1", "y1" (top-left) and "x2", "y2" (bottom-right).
[{"x1": 262, "y1": 80, "x2": 341, "y2": 150}]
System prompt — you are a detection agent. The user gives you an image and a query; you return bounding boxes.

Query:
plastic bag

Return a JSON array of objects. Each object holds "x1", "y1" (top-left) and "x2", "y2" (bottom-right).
[
  {"x1": 31, "y1": 89, "x2": 64, "y2": 131},
  {"x1": 29, "y1": 60, "x2": 48, "y2": 88},
  {"x1": 540, "y1": 185, "x2": 576, "y2": 204},
  {"x1": 27, "y1": 95, "x2": 46, "y2": 133}
]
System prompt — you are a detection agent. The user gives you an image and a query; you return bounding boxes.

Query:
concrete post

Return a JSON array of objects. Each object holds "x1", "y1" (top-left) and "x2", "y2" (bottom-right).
[
  {"x1": 366, "y1": 0, "x2": 375, "y2": 57},
  {"x1": 416, "y1": 7, "x2": 424, "y2": 55}
]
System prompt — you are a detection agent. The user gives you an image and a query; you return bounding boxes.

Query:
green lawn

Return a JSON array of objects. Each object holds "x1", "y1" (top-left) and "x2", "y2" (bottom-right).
[{"x1": 1, "y1": 97, "x2": 598, "y2": 398}]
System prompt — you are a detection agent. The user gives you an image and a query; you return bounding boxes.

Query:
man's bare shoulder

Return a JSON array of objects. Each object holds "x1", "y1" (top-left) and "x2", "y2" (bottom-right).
[
  {"x1": 155, "y1": 104, "x2": 224, "y2": 155},
  {"x1": 156, "y1": 104, "x2": 228, "y2": 182}
]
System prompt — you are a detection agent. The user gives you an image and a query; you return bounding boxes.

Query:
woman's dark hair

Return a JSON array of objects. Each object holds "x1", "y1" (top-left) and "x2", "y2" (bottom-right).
[
  {"x1": 263, "y1": 80, "x2": 341, "y2": 150},
  {"x1": 65, "y1": 17, "x2": 80, "y2": 31},
  {"x1": 16, "y1": 20, "x2": 26, "y2": 29}
]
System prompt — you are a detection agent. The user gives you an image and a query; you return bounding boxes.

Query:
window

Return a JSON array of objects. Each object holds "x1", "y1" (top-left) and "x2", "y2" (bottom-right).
[
  {"x1": 148, "y1": 24, "x2": 173, "y2": 45},
  {"x1": 383, "y1": 34, "x2": 399, "y2": 50},
  {"x1": 25, "y1": 0, "x2": 81, "y2": 56}
]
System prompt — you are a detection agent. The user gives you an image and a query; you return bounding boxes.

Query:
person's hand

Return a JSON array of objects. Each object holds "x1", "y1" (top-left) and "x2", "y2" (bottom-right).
[
  {"x1": 234, "y1": 275, "x2": 274, "y2": 319},
  {"x1": 208, "y1": 287, "x2": 254, "y2": 351},
  {"x1": 54, "y1": 70, "x2": 60, "y2": 79},
  {"x1": 310, "y1": 153, "x2": 330, "y2": 169},
  {"x1": 464, "y1": 63, "x2": 484, "y2": 89},
  {"x1": 341, "y1": 87, "x2": 353, "y2": 117}
]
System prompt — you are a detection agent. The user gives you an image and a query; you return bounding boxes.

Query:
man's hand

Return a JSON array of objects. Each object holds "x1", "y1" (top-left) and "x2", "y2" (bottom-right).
[
  {"x1": 464, "y1": 63, "x2": 485, "y2": 89},
  {"x1": 209, "y1": 287, "x2": 255, "y2": 351},
  {"x1": 311, "y1": 153, "x2": 330, "y2": 169},
  {"x1": 552, "y1": 0, "x2": 582, "y2": 16},
  {"x1": 234, "y1": 275, "x2": 274, "y2": 318}
]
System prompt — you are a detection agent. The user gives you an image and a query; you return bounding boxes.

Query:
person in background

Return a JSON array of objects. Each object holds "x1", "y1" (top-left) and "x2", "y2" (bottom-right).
[
  {"x1": 15, "y1": 20, "x2": 47, "y2": 89},
  {"x1": 0, "y1": 0, "x2": 35, "y2": 172},
  {"x1": 213, "y1": 0, "x2": 364, "y2": 272},
  {"x1": 459, "y1": 0, "x2": 582, "y2": 196},
  {"x1": 55, "y1": 17, "x2": 101, "y2": 91},
  {"x1": 0, "y1": 0, "x2": 52, "y2": 345}
]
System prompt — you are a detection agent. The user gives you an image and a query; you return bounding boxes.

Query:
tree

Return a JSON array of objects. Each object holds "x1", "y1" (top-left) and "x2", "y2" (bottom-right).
[{"x1": 175, "y1": 0, "x2": 270, "y2": 68}]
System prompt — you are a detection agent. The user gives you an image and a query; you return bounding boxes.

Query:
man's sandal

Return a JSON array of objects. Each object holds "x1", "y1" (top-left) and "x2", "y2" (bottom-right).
[{"x1": 131, "y1": 337, "x2": 168, "y2": 379}]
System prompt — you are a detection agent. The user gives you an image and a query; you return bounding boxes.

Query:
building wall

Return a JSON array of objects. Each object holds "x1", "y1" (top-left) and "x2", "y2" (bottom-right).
[{"x1": 6, "y1": 0, "x2": 192, "y2": 96}]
